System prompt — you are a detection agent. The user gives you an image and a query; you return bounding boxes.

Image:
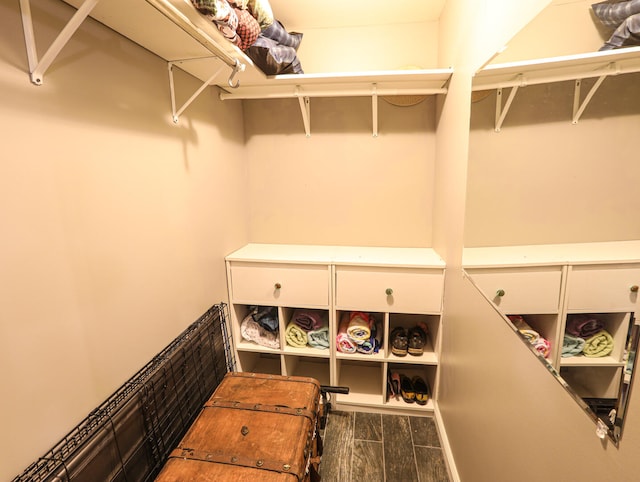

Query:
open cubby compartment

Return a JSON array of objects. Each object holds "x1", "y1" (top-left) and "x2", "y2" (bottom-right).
[
  {"x1": 236, "y1": 351, "x2": 282, "y2": 376},
  {"x1": 507, "y1": 313, "x2": 560, "y2": 363},
  {"x1": 335, "y1": 310, "x2": 385, "y2": 358},
  {"x1": 386, "y1": 363, "x2": 436, "y2": 411},
  {"x1": 334, "y1": 359, "x2": 385, "y2": 407},
  {"x1": 564, "y1": 312, "x2": 634, "y2": 363},
  {"x1": 387, "y1": 312, "x2": 440, "y2": 363},
  {"x1": 283, "y1": 355, "x2": 331, "y2": 385},
  {"x1": 281, "y1": 306, "x2": 331, "y2": 353},
  {"x1": 232, "y1": 303, "x2": 282, "y2": 351},
  {"x1": 560, "y1": 366, "x2": 624, "y2": 400}
]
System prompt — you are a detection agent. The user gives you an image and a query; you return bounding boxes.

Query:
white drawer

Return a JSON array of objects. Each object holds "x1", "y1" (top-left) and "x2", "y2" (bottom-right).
[
  {"x1": 467, "y1": 267, "x2": 562, "y2": 314},
  {"x1": 229, "y1": 262, "x2": 329, "y2": 307},
  {"x1": 335, "y1": 267, "x2": 443, "y2": 313},
  {"x1": 567, "y1": 265, "x2": 640, "y2": 311}
]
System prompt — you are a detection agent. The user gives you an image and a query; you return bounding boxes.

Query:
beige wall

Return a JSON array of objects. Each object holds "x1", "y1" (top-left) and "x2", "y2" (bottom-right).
[
  {"x1": 0, "y1": 1, "x2": 248, "y2": 479},
  {"x1": 465, "y1": 73, "x2": 640, "y2": 247},
  {"x1": 241, "y1": 96, "x2": 437, "y2": 247}
]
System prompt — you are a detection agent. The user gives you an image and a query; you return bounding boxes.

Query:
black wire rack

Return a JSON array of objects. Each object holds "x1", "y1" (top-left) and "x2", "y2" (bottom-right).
[{"x1": 12, "y1": 303, "x2": 235, "y2": 482}]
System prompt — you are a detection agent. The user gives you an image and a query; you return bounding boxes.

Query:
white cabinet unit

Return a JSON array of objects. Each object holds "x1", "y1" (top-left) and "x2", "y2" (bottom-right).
[
  {"x1": 226, "y1": 244, "x2": 445, "y2": 413},
  {"x1": 464, "y1": 241, "x2": 640, "y2": 404}
]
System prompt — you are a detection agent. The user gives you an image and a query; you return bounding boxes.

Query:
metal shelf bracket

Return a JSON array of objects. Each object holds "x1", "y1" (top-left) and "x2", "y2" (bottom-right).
[
  {"x1": 372, "y1": 84, "x2": 378, "y2": 137},
  {"x1": 295, "y1": 87, "x2": 311, "y2": 137},
  {"x1": 572, "y1": 65, "x2": 614, "y2": 124},
  {"x1": 168, "y1": 58, "x2": 244, "y2": 123},
  {"x1": 495, "y1": 74, "x2": 524, "y2": 132},
  {"x1": 19, "y1": 0, "x2": 102, "y2": 85}
]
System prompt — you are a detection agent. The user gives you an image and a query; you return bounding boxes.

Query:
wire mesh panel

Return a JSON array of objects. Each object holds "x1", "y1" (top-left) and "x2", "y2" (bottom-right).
[{"x1": 13, "y1": 303, "x2": 234, "y2": 482}]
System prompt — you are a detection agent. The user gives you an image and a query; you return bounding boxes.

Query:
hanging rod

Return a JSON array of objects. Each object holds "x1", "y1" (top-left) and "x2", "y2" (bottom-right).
[{"x1": 19, "y1": 0, "x2": 102, "y2": 85}]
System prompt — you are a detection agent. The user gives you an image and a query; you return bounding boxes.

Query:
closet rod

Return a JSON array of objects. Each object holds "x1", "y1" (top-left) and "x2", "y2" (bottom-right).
[{"x1": 219, "y1": 86, "x2": 447, "y2": 100}]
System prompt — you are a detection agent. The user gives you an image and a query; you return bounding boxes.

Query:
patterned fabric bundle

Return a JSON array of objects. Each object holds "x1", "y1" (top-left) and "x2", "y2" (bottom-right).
[
  {"x1": 508, "y1": 315, "x2": 551, "y2": 359},
  {"x1": 241, "y1": 314, "x2": 279, "y2": 349},
  {"x1": 336, "y1": 312, "x2": 357, "y2": 354},
  {"x1": 347, "y1": 312, "x2": 374, "y2": 343}
]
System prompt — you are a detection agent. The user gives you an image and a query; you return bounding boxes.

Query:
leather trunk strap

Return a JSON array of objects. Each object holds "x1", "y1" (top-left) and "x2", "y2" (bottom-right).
[
  {"x1": 168, "y1": 447, "x2": 303, "y2": 480},
  {"x1": 204, "y1": 400, "x2": 317, "y2": 424}
]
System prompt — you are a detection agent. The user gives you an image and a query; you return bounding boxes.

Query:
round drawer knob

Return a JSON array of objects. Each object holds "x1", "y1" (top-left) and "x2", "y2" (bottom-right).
[
  {"x1": 631, "y1": 285, "x2": 639, "y2": 293},
  {"x1": 495, "y1": 289, "x2": 505, "y2": 297},
  {"x1": 274, "y1": 283, "x2": 282, "y2": 290},
  {"x1": 385, "y1": 288, "x2": 393, "y2": 296}
]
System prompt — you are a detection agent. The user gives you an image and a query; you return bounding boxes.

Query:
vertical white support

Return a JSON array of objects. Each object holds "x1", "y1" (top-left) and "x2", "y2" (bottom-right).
[
  {"x1": 372, "y1": 83, "x2": 378, "y2": 137},
  {"x1": 572, "y1": 75, "x2": 607, "y2": 124},
  {"x1": 19, "y1": 0, "x2": 102, "y2": 85},
  {"x1": 495, "y1": 83, "x2": 520, "y2": 132},
  {"x1": 297, "y1": 92, "x2": 311, "y2": 137},
  {"x1": 168, "y1": 61, "x2": 225, "y2": 123}
]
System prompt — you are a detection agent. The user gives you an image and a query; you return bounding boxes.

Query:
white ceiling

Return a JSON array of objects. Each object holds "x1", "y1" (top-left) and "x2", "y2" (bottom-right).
[{"x1": 267, "y1": 0, "x2": 447, "y2": 30}]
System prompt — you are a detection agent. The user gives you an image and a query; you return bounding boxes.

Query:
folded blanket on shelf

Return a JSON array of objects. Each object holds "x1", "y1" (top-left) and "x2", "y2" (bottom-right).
[
  {"x1": 307, "y1": 324, "x2": 330, "y2": 350},
  {"x1": 562, "y1": 334, "x2": 586, "y2": 357},
  {"x1": 533, "y1": 337, "x2": 551, "y2": 358},
  {"x1": 583, "y1": 330, "x2": 614, "y2": 358},
  {"x1": 285, "y1": 321, "x2": 308, "y2": 348},
  {"x1": 250, "y1": 305, "x2": 279, "y2": 332},
  {"x1": 508, "y1": 315, "x2": 540, "y2": 344},
  {"x1": 336, "y1": 312, "x2": 357, "y2": 354},
  {"x1": 291, "y1": 309, "x2": 326, "y2": 331},
  {"x1": 347, "y1": 311, "x2": 373, "y2": 344},
  {"x1": 356, "y1": 326, "x2": 381, "y2": 355},
  {"x1": 241, "y1": 315, "x2": 280, "y2": 349},
  {"x1": 565, "y1": 315, "x2": 603, "y2": 338}
]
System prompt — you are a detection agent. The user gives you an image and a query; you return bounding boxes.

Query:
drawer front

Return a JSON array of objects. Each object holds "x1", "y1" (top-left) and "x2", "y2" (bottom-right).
[
  {"x1": 335, "y1": 267, "x2": 443, "y2": 313},
  {"x1": 468, "y1": 267, "x2": 562, "y2": 314},
  {"x1": 567, "y1": 265, "x2": 640, "y2": 311},
  {"x1": 230, "y1": 263, "x2": 329, "y2": 306}
]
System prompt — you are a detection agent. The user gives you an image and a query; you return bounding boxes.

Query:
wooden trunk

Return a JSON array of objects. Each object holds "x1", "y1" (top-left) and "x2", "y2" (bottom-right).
[{"x1": 155, "y1": 372, "x2": 322, "y2": 481}]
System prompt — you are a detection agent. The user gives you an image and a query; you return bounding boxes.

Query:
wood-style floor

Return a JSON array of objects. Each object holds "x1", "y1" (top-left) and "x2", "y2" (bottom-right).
[{"x1": 319, "y1": 410, "x2": 451, "y2": 482}]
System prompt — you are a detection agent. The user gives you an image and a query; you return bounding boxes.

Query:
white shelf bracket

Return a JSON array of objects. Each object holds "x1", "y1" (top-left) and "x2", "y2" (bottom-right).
[
  {"x1": 572, "y1": 73, "x2": 608, "y2": 125},
  {"x1": 495, "y1": 75, "x2": 523, "y2": 132},
  {"x1": 19, "y1": 0, "x2": 102, "y2": 85},
  {"x1": 168, "y1": 61, "x2": 225, "y2": 123},
  {"x1": 296, "y1": 88, "x2": 311, "y2": 137},
  {"x1": 372, "y1": 83, "x2": 378, "y2": 137}
]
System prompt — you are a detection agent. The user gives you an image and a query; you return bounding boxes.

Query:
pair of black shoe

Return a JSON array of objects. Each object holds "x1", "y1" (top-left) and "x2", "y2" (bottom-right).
[
  {"x1": 388, "y1": 371, "x2": 430, "y2": 405},
  {"x1": 390, "y1": 322, "x2": 428, "y2": 357}
]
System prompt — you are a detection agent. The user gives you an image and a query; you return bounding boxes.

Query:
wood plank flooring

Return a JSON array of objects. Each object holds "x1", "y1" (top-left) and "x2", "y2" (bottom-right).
[{"x1": 319, "y1": 410, "x2": 450, "y2": 482}]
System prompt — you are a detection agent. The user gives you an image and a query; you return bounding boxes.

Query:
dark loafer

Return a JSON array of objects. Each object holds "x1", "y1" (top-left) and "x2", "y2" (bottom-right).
[
  {"x1": 412, "y1": 376, "x2": 430, "y2": 405},
  {"x1": 400, "y1": 374, "x2": 415, "y2": 403},
  {"x1": 408, "y1": 322, "x2": 429, "y2": 356},
  {"x1": 390, "y1": 327, "x2": 408, "y2": 357}
]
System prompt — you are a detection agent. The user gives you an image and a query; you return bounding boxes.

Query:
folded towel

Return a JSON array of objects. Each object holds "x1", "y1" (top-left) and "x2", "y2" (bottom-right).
[
  {"x1": 336, "y1": 312, "x2": 357, "y2": 354},
  {"x1": 347, "y1": 311, "x2": 373, "y2": 344},
  {"x1": 250, "y1": 305, "x2": 279, "y2": 332},
  {"x1": 508, "y1": 315, "x2": 540, "y2": 343},
  {"x1": 356, "y1": 324, "x2": 381, "y2": 355},
  {"x1": 533, "y1": 337, "x2": 551, "y2": 358},
  {"x1": 291, "y1": 309, "x2": 326, "y2": 331},
  {"x1": 583, "y1": 330, "x2": 614, "y2": 358},
  {"x1": 307, "y1": 321, "x2": 330, "y2": 350},
  {"x1": 241, "y1": 315, "x2": 280, "y2": 349},
  {"x1": 566, "y1": 315, "x2": 603, "y2": 338},
  {"x1": 285, "y1": 321, "x2": 308, "y2": 348},
  {"x1": 562, "y1": 334, "x2": 586, "y2": 357}
]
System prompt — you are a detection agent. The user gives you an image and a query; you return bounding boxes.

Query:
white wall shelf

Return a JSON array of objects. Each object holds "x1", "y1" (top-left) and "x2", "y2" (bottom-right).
[{"x1": 472, "y1": 47, "x2": 640, "y2": 131}]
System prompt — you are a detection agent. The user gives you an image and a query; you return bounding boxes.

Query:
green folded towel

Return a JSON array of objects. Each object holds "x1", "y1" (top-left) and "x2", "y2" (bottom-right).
[
  {"x1": 583, "y1": 330, "x2": 614, "y2": 358},
  {"x1": 285, "y1": 321, "x2": 308, "y2": 348}
]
